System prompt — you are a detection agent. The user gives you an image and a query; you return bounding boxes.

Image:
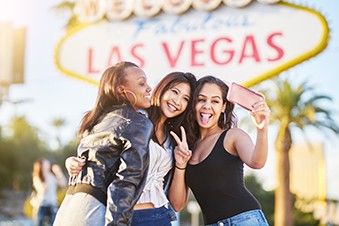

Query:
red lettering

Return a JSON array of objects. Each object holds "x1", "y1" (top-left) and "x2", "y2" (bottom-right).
[
  {"x1": 210, "y1": 37, "x2": 234, "y2": 65},
  {"x1": 162, "y1": 41, "x2": 185, "y2": 68},
  {"x1": 239, "y1": 35, "x2": 260, "y2": 64},
  {"x1": 191, "y1": 39, "x2": 205, "y2": 66},
  {"x1": 87, "y1": 32, "x2": 285, "y2": 80},
  {"x1": 107, "y1": 46, "x2": 122, "y2": 67},
  {"x1": 267, "y1": 32, "x2": 284, "y2": 62},
  {"x1": 85, "y1": 0, "x2": 99, "y2": 15},
  {"x1": 131, "y1": 44, "x2": 145, "y2": 67},
  {"x1": 87, "y1": 48, "x2": 100, "y2": 74}
]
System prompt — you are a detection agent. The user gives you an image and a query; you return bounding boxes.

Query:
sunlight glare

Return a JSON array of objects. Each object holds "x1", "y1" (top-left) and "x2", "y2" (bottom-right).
[{"x1": 0, "y1": 0, "x2": 31, "y2": 25}]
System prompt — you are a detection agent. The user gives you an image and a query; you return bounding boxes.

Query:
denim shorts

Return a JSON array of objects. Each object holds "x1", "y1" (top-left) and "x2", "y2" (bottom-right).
[
  {"x1": 131, "y1": 206, "x2": 173, "y2": 226},
  {"x1": 206, "y1": 209, "x2": 269, "y2": 226}
]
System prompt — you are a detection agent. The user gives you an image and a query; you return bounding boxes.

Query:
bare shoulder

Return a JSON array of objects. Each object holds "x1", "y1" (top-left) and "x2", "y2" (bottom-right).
[
  {"x1": 223, "y1": 128, "x2": 243, "y2": 155},
  {"x1": 229, "y1": 128, "x2": 252, "y2": 143},
  {"x1": 224, "y1": 128, "x2": 251, "y2": 155},
  {"x1": 226, "y1": 127, "x2": 248, "y2": 138}
]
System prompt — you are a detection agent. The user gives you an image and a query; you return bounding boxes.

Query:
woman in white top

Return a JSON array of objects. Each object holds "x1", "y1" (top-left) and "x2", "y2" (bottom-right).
[
  {"x1": 65, "y1": 71, "x2": 197, "y2": 226},
  {"x1": 32, "y1": 158, "x2": 67, "y2": 226}
]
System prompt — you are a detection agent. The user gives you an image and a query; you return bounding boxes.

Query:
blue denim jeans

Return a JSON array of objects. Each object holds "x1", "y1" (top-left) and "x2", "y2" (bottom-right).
[
  {"x1": 131, "y1": 206, "x2": 173, "y2": 226},
  {"x1": 37, "y1": 205, "x2": 57, "y2": 226},
  {"x1": 206, "y1": 209, "x2": 269, "y2": 226}
]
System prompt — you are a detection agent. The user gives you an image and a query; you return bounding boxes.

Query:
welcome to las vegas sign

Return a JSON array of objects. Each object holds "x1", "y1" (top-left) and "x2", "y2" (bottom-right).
[{"x1": 54, "y1": 1, "x2": 329, "y2": 87}]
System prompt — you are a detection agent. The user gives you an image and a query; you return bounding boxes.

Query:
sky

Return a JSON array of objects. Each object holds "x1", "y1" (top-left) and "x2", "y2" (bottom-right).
[{"x1": 0, "y1": 0, "x2": 338, "y2": 200}]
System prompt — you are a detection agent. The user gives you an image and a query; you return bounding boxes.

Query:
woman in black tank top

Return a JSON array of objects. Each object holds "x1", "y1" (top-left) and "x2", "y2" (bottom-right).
[{"x1": 169, "y1": 76, "x2": 271, "y2": 225}]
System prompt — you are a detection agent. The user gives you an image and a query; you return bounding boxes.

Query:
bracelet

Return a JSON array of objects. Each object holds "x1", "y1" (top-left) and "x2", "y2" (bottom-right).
[{"x1": 175, "y1": 165, "x2": 186, "y2": 170}]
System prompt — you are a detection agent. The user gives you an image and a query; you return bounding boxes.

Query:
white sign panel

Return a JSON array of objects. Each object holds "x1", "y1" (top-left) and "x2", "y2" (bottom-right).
[{"x1": 55, "y1": 2, "x2": 328, "y2": 87}]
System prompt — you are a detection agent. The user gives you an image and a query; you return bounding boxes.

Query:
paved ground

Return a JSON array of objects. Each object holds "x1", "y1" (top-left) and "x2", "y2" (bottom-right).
[
  {"x1": 0, "y1": 190, "x2": 194, "y2": 226},
  {"x1": 0, "y1": 190, "x2": 34, "y2": 226}
]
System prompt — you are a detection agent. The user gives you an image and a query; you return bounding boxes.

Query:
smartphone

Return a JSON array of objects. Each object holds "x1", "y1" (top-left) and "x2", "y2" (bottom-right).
[{"x1": 226, "y1": 82, "x2": 264, "y2": 111}]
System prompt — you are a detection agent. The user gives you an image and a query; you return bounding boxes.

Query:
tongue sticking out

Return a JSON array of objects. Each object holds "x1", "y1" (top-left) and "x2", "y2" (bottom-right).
[{"x1": 201, "y1": 115, "x2": 210, "y2": 124}]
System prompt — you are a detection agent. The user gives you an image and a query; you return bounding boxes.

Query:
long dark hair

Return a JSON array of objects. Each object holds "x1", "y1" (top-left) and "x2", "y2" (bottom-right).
[
  {"x1": 147, "y1": 72, "x2": 196, "y2": 144},
  {"x1": 32, "y1": 158, "x2": 49, "y2": 183},
  {"x1": 78, "y1": 61, "x2": 139, "y2": 137},
  {"x1": 186, "y1": 76, "x2": 237, "y2": 150}
]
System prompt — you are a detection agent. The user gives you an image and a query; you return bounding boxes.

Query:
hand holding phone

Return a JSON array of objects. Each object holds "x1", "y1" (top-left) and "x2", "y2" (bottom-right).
[{"x1": 226, "y1": 82, "x2": 264, "y2": 111}]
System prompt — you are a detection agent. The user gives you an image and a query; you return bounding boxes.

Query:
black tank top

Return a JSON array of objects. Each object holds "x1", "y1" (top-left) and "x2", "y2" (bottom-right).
[{"x1": 185, "y1": 130, "x2": 261, "y2": 224}]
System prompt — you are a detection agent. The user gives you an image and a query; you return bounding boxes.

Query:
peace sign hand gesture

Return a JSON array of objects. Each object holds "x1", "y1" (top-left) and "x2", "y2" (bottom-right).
[{"x1": 170, "y1": 126, "x2": 192, "y2": 169}]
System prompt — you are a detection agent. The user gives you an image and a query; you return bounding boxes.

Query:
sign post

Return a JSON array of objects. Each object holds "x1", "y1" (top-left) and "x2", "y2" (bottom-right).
[{"x1": 0, "y1": 22, "x2": 26, "y2": 102}]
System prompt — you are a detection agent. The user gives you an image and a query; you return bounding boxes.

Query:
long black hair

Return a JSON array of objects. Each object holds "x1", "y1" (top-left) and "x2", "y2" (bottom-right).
[
  {"x1": 147, "y1": 72, "x2": 196, "y2": 144},
  {"x1": 186, "y1": 76, "x2": 237, "y2": 150}
]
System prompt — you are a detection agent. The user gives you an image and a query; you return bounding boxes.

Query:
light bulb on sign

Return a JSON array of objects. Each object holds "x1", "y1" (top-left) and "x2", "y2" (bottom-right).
[
  {"x1": 223, "y1": 0, "x2": 253, "y2": 8},
  {"x1": 134, "y1": 0, "x2": 163, "y2": 17},
  {"x1": 162, "y1": 0, "x2": 193, "y2": 14},
  {"x1": 192, "y1": 0, "x2": 222, "y2": 11},
  {"x1": 106, "y1": 0, "x2": 135, "y2": 21},
  {"x1": 74, "y1": 0, "x2": 106, "y2": 23}
]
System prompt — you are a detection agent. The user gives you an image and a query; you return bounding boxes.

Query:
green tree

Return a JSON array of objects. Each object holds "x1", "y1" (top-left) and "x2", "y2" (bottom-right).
[
  {"x1": 53, "y1": 134, "x2": 78, "y2": 171},
  {"x1": 0, "y1": 116, "x2": 49, "y2": 190},
  {"x1": 245, "y1": 173, "x2": 320, "y2": 225},
  {"x1": 263, "y1": 77, "x2": 339, "y2": 226},
  {"x1": 245, "y1": 173, "x2": 275, "y2": 225}
]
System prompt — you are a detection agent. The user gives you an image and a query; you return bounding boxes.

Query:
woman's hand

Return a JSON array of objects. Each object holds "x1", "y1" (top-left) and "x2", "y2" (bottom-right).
[
  {"x1": 52, "y1": 164, "x2": 67, "y2": 187},
  {"x1": 65, "y1": 156, "x2": 86, "y2": 176},
  {"x1": 52, "y1": 164, "x2": 63, "y2": 176},
  {"x1": 250, "y1": 98, "x2": 270, "y2": 129},
  {"x1": 170, "y1": 126, "x2": 192, "y2": 168}
]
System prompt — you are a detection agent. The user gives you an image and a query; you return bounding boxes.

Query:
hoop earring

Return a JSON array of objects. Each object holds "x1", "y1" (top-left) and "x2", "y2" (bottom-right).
[
  {"x1": 223, "y1": 112, "x2": 226, "y2": 125},
  {"x1": 123, "y1": 90, "x2": 137, "y2": 106}
]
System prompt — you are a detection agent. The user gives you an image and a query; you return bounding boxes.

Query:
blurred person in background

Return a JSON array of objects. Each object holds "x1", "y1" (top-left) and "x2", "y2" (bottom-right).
[{"x1": 32, "y1": 158, "x2": 67, "y2": 226}]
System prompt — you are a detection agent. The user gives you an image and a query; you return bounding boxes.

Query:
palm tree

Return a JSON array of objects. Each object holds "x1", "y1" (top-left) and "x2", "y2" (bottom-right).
[
  {"x1": 263, "y1": 77, "x2": 339, "y2": 226},
  {"x1": 51, "y1": 117, "x2": 67, "y2": 149}
]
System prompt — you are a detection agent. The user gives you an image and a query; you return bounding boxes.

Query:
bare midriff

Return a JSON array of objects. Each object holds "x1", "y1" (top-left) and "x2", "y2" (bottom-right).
[{"x1": 133, "y1": 202, "x2": 155, "y2": 210}]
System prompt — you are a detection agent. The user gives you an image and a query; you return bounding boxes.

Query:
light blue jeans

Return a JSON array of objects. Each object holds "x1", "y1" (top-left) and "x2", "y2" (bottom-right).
[{"x1": 206, "y1": 209, "x2": 269, "y2": 226}]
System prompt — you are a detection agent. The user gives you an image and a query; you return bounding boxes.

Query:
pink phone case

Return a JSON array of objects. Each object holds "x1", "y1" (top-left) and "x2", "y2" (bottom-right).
[{"x1": 227, "y1": 82, "x2": 264, "y2": 111}]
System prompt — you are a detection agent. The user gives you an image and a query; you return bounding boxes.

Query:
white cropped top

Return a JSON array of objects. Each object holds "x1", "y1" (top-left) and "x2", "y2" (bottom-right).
[{"x1": 136, "y1": 137, "x2": 173, "y2": 208}]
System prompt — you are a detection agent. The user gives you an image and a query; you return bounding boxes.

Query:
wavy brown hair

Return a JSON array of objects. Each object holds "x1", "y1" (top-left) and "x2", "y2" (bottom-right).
[
  {"x1": 78, "y1": 61, "x2": 139, "y2": 137},
  {"x1": 32, "y1": 158, "x2": 47, "y2": 183}
]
